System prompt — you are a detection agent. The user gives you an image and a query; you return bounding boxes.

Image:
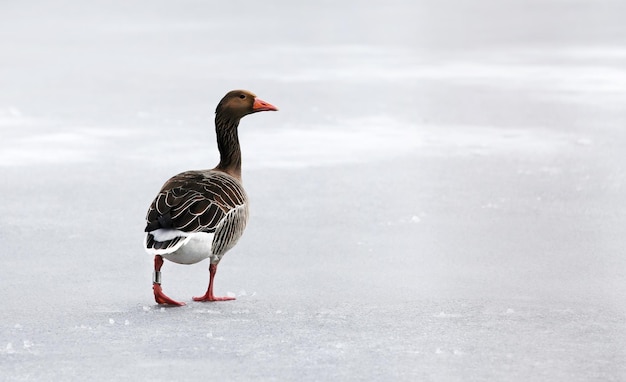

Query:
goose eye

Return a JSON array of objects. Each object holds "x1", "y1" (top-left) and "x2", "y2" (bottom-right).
[{"x1": 239, "y1": 94, "x2": 246, "y2": 99}]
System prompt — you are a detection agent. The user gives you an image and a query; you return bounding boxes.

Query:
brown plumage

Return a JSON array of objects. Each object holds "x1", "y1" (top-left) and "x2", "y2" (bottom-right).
[{"x1": 143, "y1": 90, "x2": 278, "y2": 306}]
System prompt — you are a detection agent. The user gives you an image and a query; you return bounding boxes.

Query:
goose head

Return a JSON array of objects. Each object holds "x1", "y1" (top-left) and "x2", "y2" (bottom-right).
[{"x1": 215, "y1": 89, "x2": 278, "y2": 120}]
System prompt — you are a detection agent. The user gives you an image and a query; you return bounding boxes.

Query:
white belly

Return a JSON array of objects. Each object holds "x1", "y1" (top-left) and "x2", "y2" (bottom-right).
[{"x1": 161, "y1": 232, "x2": 216, "y2": 265}]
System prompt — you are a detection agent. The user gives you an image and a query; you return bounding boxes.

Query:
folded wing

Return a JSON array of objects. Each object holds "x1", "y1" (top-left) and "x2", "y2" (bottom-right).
[{"x1": 143, "y1": 170, "x2": 247, "y2": 255}]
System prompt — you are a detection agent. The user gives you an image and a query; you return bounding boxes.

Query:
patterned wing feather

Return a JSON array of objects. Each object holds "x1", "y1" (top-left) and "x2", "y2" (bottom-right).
[{"x1": 144, "y1": 170, "x2": 248, "y2": 253}]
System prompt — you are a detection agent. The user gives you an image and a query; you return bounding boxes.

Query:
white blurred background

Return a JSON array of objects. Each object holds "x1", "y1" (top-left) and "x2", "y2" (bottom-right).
[{"x1": 1, "y1": 1, "x2": 625, "y2": 380}]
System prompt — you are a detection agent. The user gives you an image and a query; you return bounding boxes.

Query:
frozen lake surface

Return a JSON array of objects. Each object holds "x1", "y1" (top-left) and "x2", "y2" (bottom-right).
[{"x1": 1, "y1": 0, "x2": 625, "y2": 380}]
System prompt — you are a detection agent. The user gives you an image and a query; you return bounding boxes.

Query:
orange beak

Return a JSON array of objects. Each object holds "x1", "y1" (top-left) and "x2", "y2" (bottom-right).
[{"x1": 252, "y1": 97, "x2": 278, "y2": 112}]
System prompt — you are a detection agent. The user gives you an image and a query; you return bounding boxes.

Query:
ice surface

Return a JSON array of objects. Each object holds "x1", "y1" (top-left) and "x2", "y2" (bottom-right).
[{"x1": 1, "y1": 0, "x2": 626, "y2": 381}]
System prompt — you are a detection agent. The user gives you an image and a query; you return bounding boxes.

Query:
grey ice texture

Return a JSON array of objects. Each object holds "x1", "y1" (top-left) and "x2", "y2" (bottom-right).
[{"x1": 1, "y1": 0, "x2": 625, "y2": 381}]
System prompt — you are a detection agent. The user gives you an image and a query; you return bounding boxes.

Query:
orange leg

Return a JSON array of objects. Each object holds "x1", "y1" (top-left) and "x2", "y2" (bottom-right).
[
  {"x1": 153, "y1": 255, "x2": 185, "y2": 306},
  {"x1": 193, "y1": 263, "x2": 235, "y2": 302}
]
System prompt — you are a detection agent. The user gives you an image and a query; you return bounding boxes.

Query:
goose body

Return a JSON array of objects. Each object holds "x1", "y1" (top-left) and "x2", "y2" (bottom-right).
[
  {"x1": 144, "y1": 170, "x2": 249, "y2": 265},
  {"x1": 143, "y1": 90, "x2": 277, "y2": 306}
]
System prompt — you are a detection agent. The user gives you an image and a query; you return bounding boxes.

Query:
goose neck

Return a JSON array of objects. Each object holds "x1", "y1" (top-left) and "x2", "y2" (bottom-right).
[{"x1": 214, "y1": 114, "x2": 242, "y2": 179}]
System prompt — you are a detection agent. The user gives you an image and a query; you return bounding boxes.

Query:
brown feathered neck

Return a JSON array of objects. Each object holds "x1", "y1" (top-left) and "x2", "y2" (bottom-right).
[{"x1": 214, "y1": 111, "x2": 243, "y2": 180}]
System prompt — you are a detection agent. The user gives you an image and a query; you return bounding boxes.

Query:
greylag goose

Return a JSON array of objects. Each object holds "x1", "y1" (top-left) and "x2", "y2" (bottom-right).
[{"x1": 143, "y1": 90, "x2": 278, "y2": 306}]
